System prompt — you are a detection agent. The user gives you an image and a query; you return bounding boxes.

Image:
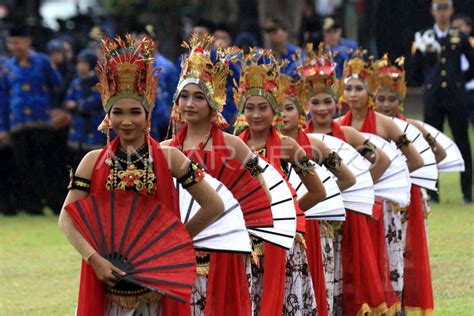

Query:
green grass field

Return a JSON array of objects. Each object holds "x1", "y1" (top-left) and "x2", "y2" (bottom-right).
[{"x1": 1, "y1": 131, "x2": 473, "y2": 315}]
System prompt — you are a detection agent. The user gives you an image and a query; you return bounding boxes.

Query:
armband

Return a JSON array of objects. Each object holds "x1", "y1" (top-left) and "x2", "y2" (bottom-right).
[
  {"x1": 244, "y1": 155, "x2": 264, "y2": 177},
  {"x1": 395, "y1": 133, "x2": 411, "y2": 149},
  {"x1": 292, "y1": 155, "x2": 316, "y2": 177},
  {"x1": 323, "y1": 152, "x2": 342, "y2": 170},
  {"x1": 359, "y1": 139, "x2": 377, "y2": 158},
  {"x1": 68, "y1": 169, "x2": 91, "y2": 193},
  {"x1": 177, "y1": 161, "x2": 205, "y2": 189}
]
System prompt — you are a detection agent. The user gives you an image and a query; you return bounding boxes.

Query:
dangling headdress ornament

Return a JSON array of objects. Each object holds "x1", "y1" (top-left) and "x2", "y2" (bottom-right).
[
  {"x1": 96, "y1": 34, "x2": 158, "y2": 114},
  {"x1": 233, "y1": 48, "x2": 286, "y2": 129},
  {"x1": 171, "y1": 33, "x2": 232, "y2": 128},
  {"x1": 95, "y1": 34, "x2": 158, "y2": 166},
  {"x1": 339, "y1": 49, "x2": 377, "y2": 109}
]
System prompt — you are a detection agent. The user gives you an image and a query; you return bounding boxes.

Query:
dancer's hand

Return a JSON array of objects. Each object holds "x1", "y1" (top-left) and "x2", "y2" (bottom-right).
[{"x1": 88, "y1": 253, "x2": 126, "y2": 288}]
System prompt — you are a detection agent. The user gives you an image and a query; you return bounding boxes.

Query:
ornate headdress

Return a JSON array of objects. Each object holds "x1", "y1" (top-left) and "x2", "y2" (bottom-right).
[
  {"x1": 339, "y1": 50, "x2": 377, "y2": 109},
  {"x1": 296, "y1": 43, "x2": 339, "y2": 102},
  {"x1": 233, "y1": 48, "x2": 285, "y2": 128},
  {"x1": 373, "y1": 54, "x2": 407, "y2": 99},
  {"x1": 279, "y1": 73, "x2": 308, "y2": 129},
  {"x1": 341, "y1": 50, "x2": 377, "y2": 94},
  {"x1": 95, "y1": 34, "x2": 157, "y2": 167},
  {"x1": 96, "y1": 34, "x2": 157, "y2": 113},
  {"x1": 171, "y1": 34, "x2": 231, "y2": 128}
]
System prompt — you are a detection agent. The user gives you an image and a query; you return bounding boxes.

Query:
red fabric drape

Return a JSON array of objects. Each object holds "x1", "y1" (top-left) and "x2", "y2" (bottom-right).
[
  {"x1": 296, "y1": 129, "x2": 329, "y2": 316},
  {"x1": 305, "y1": 119, "x2": 316, "y2": 133},
  {"x1": 396, "y1": 114, "x2": 434, "y2": 314},
  {"x1": 403, "y1": 186, "x2": 434, "y2": 314},
  {"x1": 339, "y1": 109, "x2": 401, "y2": 312},
  {"x1": 324, "y1": 121, "x2": 387, "y2": 315},
  {"x1": 239, "y1": 127, "x2": 287, "y2": 316},
  {"x1": 76, "y1": 137, "x2": 176, "y2": 316},
  {"x1": 167, "y1": 124, "x2": 251, "y2": 316}
]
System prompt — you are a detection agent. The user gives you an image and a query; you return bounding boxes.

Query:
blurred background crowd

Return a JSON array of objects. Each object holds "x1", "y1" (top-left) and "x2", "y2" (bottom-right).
[{"x1": 0, "y1": 0, "x2": 473, "y2": 216}]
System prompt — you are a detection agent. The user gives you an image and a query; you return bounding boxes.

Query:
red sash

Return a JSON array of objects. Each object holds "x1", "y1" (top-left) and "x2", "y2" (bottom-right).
[
  {"x1": 167, "y1": 124, "x2": 251, "y2": 316},
  {"x1": 239, "y1": 127, "x2": 288, "y2": 316},
  {"x1": 296, "y1": 130, "x2": 329, "y2": 316},
  {"x1": 339, "y1": 110, "x2": 401, "y2": 313},
  {"x1": 396, "y1": 114, "x2": 434, "y2": 313},
  {"x1": 76, "y1": 137, "x2": 176, "y2": 316}
]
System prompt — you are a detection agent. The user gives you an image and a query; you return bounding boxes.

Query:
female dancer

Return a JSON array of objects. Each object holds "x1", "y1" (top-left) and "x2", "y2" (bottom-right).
[
  {"x1": 279, "y1": 71, "x2": 356, "y2": 315},
  {"x1": 234, "y1": 48, "x2": 326, "y2": 315},
  {"x1": 162, "y1": 34, "x2": 270, "y2": 316},
  {"x1": 302, "y1": 44, "x2": 393, "y2": 315},
  {"x1": 58, "y1": 35, "x2": 224, "y2": 316},
  {"x1": 373, "y1": 55, "x2": 438, "y2": 314},
  {"x1": 338, "y1": 53, "x2": 424, "y2": 312}
]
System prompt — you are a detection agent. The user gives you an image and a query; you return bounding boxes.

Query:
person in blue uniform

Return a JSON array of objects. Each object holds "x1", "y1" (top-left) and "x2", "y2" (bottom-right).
[
  {"x1": 136, "y1": 25, "x2": 179, "y2": 141},
  {"x1": 262, "y1": 18, "x2": 301, "y2": 75},
  {"x1": 0, "y1": 54, "x2": 18, "y2": 215},
  {"x1": 452, "y1": 13, "x2": 474, "y2": 126},
  {"x1": 322, "y1": 17, "x2": 358, "y2": 79},
  {"x1": 64, "y1": 49, "x2": 104, "y2": 170},
  {"x1": 412, "y1": 0, "x2": 474, "y2": 204},
  {"x1": 2, "y1": 25, "x2": 68, "y2": 215}
]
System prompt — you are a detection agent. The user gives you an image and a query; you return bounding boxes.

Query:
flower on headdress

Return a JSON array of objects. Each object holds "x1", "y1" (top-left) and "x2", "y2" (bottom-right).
[
  {"x1": 201, "y1": 70, "x2": 212, "y2": 82},
  {"x1": 263, "y1": 80, "x2": 277, "y2": 91},
  {"x1": 286, "y1": 85, "x2": 297, "y2": 96},
  {"x1": 359, "y1": 70, "x2": 369, "y2": 78},
  {"x1": 194, "y1": 47, "x2": 205, "y2": 54}
]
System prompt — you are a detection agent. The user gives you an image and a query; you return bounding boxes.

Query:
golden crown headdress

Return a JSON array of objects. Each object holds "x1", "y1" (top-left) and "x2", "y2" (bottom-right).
[
  {"x1": 296, "y1": 43, "x2": 338, "y2": 105},
  {"x1": 232, "y1": 48, "x2": 286, "y2": 129},
  {"x1": 171, "y1": 34, "x2": 231, "y2": 128},
  {"x1": 373, "y1": 54, "x2": 407, "y2": 100},
  {"x1": 96, "y1": 34, "x2": 157, "y2": 113},
  {"x1": 233, "y1": 48, "x2": 285, "y2": 113},
  {"x1": 341, "y1": 49, "x2": 377, "y2": 94},
  {"x1": 280, "y1": 74, "x2": 306, "y2": 113}
]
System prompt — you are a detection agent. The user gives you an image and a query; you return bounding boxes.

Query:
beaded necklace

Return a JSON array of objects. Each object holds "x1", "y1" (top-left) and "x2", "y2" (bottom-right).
[{"x1": 105, "y1": 143, "x2": 156, "y2": 194}]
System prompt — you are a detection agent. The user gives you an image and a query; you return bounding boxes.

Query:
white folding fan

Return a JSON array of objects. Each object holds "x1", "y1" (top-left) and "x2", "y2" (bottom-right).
[
  {"x1": 309, "y1": 133, "x2": 375, "y2": 216},
  {"x1": 392, "y1": 117, "x2": 438, "y2": 191},
  {"x1": 361, "y1": 132, "x2": 411, "y2": 207},
  {"x1": 415, "y1": 120, "x2": 465, "y2": 173},
  {"x1": 287, "y1": 161, "x2": 345, "y2": 221},
  {"x1": 176, "y1": 174, "x2": 251, "y2": 253},
  {"x1": 246, "y1": 158, "x2": 297, "y2": 250}
]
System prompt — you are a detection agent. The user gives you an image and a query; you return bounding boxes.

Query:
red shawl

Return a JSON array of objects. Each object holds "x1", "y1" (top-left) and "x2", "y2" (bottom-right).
[
  {"x1": 76, "y1": 137, "x2": 176, "y2": 316},
  {"x1": 165, "y1": 124, "x2": 251, "y2": 316},
  {"x1": 239, "y1": 127, "x2": 288, "y2": 316},
  {"x1": 305, "y1": 118, "x2": 346, "y2": 142},
  {"x1": 396, "y1": 114, "x2": 434, "y2": 314},
  {"x1": 305, "y1": 118, "x2": 316, "y2": 133},
  {"x1": 296, "y1": 130, "x2": 329, "y2": 316},
  {"x1": 339, "y1": 109, "x2": 401, "y2": 313}
]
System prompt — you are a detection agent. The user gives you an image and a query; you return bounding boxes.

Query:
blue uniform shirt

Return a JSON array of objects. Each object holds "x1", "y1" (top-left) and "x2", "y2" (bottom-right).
[
  {"x1": 0, "y1": 56, "x2": 9, "y2": 132},
  {"x1": 275, "y1": 43, "x2": 301, "y2": 76},
  {"x1": 2, "y1": 51, "x2": 63, "y2": 132},
  {"x1": 64, "y1": 75, "x2": 104, "y2": 148},
  {"x1": 151, "y1": 52, "x2": 179, "y2": 139}
]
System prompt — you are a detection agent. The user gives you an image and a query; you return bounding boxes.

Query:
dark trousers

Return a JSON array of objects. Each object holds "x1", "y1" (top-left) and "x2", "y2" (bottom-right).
[
  {"x1": 0, "y1": 146, "x2": 19, "y2": 214},
  {"x1": 468, "y1": 90, "x2": 474, "y2": 126},
  {"x1": 10, "y1": 128, "x2": 68, "y2": 214},
  {"x1": 423, "y1": 90, "x2": 472, "y2": 200}
]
